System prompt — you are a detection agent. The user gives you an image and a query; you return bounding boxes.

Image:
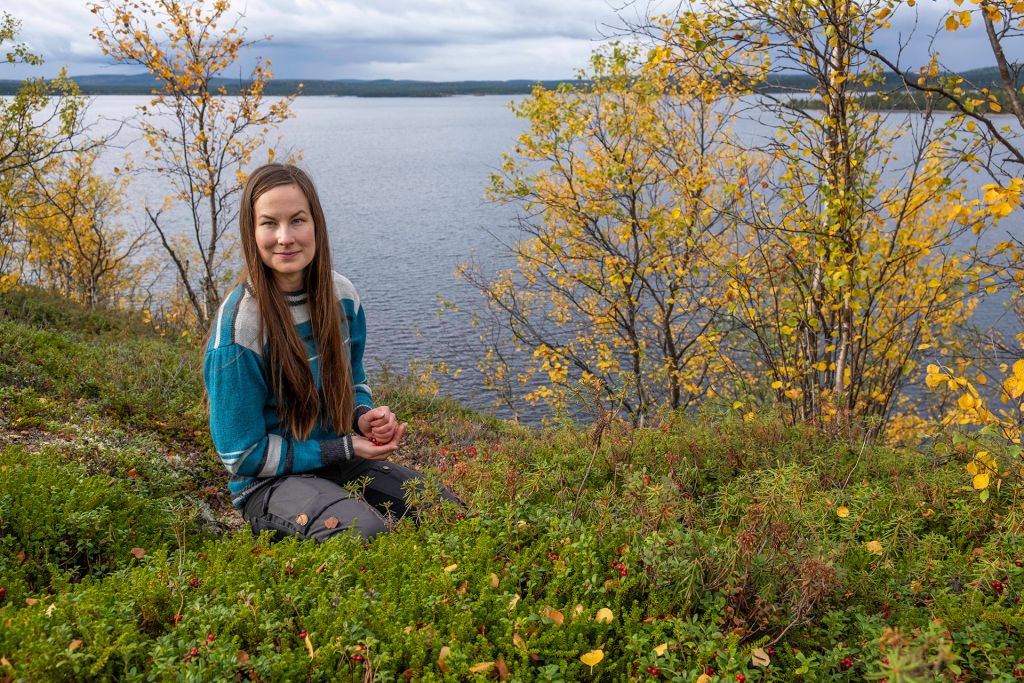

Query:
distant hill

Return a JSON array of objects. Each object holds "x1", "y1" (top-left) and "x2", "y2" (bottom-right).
[
  {"x1": 0, "y1": 74, "x2": 583, "y2": 97},
  {"x1": 760, "y1": 65, "x2": 1013, "y2": 93},
  {"x1": 0, "y1": 66, "x2": 1011, "y2": 97}
]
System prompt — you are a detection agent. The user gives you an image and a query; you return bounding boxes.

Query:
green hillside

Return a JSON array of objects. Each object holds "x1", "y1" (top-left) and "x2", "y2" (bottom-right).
[{"x1": 0, "y1": 288, "x2": 1021, "y2": 681}]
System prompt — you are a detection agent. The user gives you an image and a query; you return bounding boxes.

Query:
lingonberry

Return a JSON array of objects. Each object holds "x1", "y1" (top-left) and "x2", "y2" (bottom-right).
[
  {"x1": 353, "y1": 654, "x2": 365, "y2": 662},
  {"x1": 704, "y1": 666, "x2": 716, "y2": 676},
  {"x1": 737, "y1": 675, "x2": 746, "y2": 682},
  {"x1": 992, "y1": 581, "x2": 1005, "y2": 594},
  {"x1": 0, "y1": 587, "x2": 6, "y2": 600},
  {"x1": 189, "y1": 577, "x2": 201, "y2": 589},
  {"x1": 840, "y1": 656, "x2": 854, "y2": 670},
  {"x1": 206, "y1": 633, "x2": 215, "y2": 643},
  {"x1": 299, "y1": 630, "x2": 308, "y2": 639}
]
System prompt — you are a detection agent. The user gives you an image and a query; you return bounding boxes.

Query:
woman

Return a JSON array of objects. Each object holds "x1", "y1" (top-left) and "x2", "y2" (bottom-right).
[{"x1": 204, "y1": 163, "x2": 453, "y2": 542}]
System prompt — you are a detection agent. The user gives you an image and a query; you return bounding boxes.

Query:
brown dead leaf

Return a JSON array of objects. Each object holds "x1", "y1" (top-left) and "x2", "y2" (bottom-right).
[
  {"x1": 402, "y1": 669, "x2": 415, "y2": 680},
  {"x1": 315, "y1": 562, "x2": 327, "y2": 574},
  {"x1": 68, "y1": 639, "x2": 82, "y2": 651},
  {"x1": 127, "y1": 468, "x2": 138, "y2": 478},
  {"x1": 540, "y1": 606, "x2": 564, "y2": 625},
  {"x1": 295, "y1": 513, "x2": 309, "y2": 526},
  {"x1": 16, "y1": 551, "x2": 25, "y2": 564},
  {"x1": 496, "y1": 656, "x2": 509, "y2": 681},
  {"x1": 437, "y1": 646, "x2": 450, "y2": 674},
  {"x1": 457, "y1": 581, "x2": 468, "y2": 595},
  {"x1": 490, "y1": 573, "x2": 500, "y2": 588},
  {"x1": 512, "y1": 633, "x2": 527, "y2": 651},
  {"x1": 130, "y1": 547, "x2": 145, "y2": 560},
  {"x1": 237, "y1": 651, "x2": 251, "y2": 664},
  {"x1": 24, "y1": 598, "x2": 37, "y2": 606},
  {"x1": 323, "y1": 517, "x2": 339, "y2": 530}
]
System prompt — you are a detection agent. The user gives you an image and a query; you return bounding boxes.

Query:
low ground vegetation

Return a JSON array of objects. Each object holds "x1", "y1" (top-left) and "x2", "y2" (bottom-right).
[{"x1": 1, "y1": 289, "x2": 1022, "y2": 681}]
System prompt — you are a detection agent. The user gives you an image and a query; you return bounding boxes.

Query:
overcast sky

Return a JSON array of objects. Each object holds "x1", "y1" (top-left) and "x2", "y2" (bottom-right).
[{"x1": 0, "y1": 0, "x2": 1001, "y2": 81}]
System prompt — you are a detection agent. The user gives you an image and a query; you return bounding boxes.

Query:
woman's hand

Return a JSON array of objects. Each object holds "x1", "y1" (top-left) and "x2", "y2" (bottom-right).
[
  {"x1": 358, "y1": 406, "x2": 399, "y2": 443},
  {"x1": 351, "y1": 422, "x2": 406, "y2": 461}
]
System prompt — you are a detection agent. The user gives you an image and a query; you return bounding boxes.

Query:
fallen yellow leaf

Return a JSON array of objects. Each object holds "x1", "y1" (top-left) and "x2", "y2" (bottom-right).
[
  {"x1": 836, "y1": 506, "x2": 850, "y2": 518},
  {"x1": 443, "y1": 563, "x2": 458, "y2": 573},
  {"x1": 580, "y1": 649, "x2": 604, "y2": 671},
  {"x1": 595, "y1": 607, "x2": 614, "y2": 623},
  {"x1": 469, "y1": 662, "x2": 494, "y2": 674},
  {"x1": 865, "y1": 540, "x2": 884, "y2": 555},
  {"x1": 653, "y1": 643, "x2": 668, "y2": 657}
]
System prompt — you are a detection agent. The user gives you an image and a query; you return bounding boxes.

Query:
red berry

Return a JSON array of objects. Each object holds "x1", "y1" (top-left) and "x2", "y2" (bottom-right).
[
  {"x1": 0, "y1": 587, "x2": 6, "y2": 600},
  {"x1": 705, "y1": 666, "x2": 716, "y2": 676},
  {"x1": 172, "y1": 613, "x2": 182, "y2": 624},
  {"x1": 359, "y1": 566, "x2": 367, "y2": 573},
  {"x1": 992, "y1": 581, "x2": 1004, "y2": 594},
  {"x1": 189, "y1": 577, "x2": 201, "y2": 589},
  {"x1": 737, "y1": 675, "x2": 746, "y2": 682},
  {"x1": 840, "y1": 656, "x2": 854, "y2": 670},
  {"x1": 353, "y1": 654, "x2": 365, "y2": 662},
  {"x1": 455, "y1": 513, "x2": 466, "y2": 520},
  {"x1": 1013, "y1": 670, "x2": 1023, "y2": 679},
  {"x1": 299, "y1": 630, "x2": 308, "y2": 639},
  {"x1": 206, "y1": 633, "x2": 215, "y2": 643},
  {"x1": 766, "y1": 647, "x2": 775, "y2": 656}
]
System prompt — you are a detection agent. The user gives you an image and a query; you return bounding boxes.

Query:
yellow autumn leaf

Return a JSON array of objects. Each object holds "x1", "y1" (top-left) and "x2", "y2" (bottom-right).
[
  {"x1": 580, "y1": 649, "x2": 604, "y2": 670},
  {"x1": 697, "y1": 675, "x2": 713, "y2": 683},
  {"x1": 972, "y1": 472, "x2": 991, "y2": 490},
  {"x1": 595, "y1": 608, "x2": 614, "y2": 624},
  {"x1": 865, "y1": 540, "x2": 884, "y2": 555},
  {"x1": 836, "y1": 505, "x2": 850, "y2": 518},
  {"x1": 1013, "y1": 359, "x2": 1024, "y2": 380},
  {"x1": 945, "y1": 14, "x2": 959, "y2": 31},
  {"x1": 957, "y1": 393, "x2": 977, "y2": 411},
  {"x1": 654, "y1": 643, "x2": 668, "y2": 657},
  {"x1": 443, "y1": 563, "x2": 458, "y2": 573}
]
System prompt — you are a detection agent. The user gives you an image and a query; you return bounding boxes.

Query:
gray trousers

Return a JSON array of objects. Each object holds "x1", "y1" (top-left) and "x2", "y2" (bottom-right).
[{"x1": 242, "y1": 458, "x2": 458, "y2": 543}]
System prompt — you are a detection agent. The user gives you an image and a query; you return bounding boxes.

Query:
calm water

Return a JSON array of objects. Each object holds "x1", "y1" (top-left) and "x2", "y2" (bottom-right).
[
  {"x1": 81, "y1": 96, "x2": 1020, "y2": 419},
  {"x1": 86, "y1": 95, "x2": 526, "y2": 414}
]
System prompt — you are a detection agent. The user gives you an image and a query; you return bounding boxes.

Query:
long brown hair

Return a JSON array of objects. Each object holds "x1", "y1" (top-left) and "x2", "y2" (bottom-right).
[{"x1": 238, "y1": 163, "x2": 353, "y2": 440}]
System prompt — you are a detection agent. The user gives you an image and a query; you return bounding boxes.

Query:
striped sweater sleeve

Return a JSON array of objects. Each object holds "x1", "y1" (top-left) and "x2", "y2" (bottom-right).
[{"x1": 203, "y1": 344, "x2": 353, "y2": 479}]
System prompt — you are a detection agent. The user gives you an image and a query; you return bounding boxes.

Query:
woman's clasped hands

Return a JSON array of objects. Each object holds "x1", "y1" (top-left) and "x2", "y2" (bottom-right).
[{"x1": 353, "y1": 405, "x2": 406, "y2": 459}]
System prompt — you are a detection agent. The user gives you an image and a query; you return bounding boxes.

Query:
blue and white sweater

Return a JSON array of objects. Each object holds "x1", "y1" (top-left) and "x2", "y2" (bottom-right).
[{"x1": 204, "y1": 272, "x2": 374, "y2": 507}]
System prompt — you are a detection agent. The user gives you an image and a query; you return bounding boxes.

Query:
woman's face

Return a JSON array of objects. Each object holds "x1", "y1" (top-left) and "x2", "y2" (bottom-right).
[{"x1": 253, "y1": 183, "x2": 316, "y2": 291}]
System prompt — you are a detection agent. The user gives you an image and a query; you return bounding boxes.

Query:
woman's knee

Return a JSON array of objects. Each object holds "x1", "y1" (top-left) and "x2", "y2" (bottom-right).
[{"x1": 243, "y1": 474, "x2": 390, "y2": 543}]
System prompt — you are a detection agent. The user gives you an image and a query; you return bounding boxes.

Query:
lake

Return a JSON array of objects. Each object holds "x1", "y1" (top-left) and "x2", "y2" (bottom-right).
[{"x1": 80, "y1": 95, "x2": 1020, "y2": 420}]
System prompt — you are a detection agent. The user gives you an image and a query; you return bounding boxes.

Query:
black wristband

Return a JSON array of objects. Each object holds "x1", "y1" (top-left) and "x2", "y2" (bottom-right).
[
  {"x1": 353, "y1": 404, "x2": 372, "y2": 435},
  {"x1": 320, "y1": 434, "x2": 355, "y2": 465}
]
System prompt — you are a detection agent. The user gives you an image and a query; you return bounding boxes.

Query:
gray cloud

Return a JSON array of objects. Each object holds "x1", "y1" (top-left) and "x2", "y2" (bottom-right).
[{"x1": 0, "y1": 0, "x2": 999, "y2": 81}]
